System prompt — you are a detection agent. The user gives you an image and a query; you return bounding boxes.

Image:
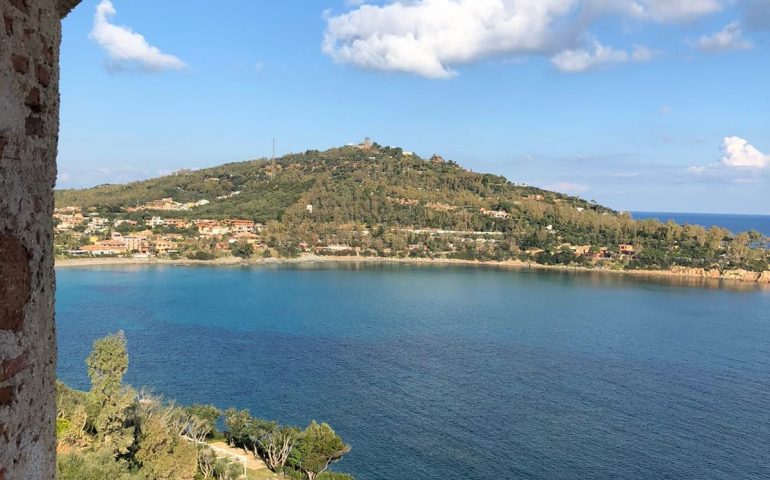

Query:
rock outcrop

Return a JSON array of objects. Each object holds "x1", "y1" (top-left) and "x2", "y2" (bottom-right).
[{"x1": 670, "y1": 266, "x2": 770, "y2": 284}]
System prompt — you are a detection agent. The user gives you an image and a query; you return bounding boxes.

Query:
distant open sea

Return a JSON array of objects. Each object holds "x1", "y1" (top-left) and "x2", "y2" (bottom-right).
[
  {"x1": 632, "y1": 211, "x2": 770, "y2": 237},
  {"x1": 57, "y1": 264, "x2": 770, "y2": 480}
]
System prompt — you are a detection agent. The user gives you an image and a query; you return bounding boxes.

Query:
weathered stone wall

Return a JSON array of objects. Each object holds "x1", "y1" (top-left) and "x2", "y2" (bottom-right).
[{"x1": 1, "y1": 0, "x2": 79, "y2": 478}]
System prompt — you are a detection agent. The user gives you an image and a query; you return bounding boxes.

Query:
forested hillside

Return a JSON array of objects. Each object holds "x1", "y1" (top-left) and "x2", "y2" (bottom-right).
[
  {"x1": 56, "y1": 144, "x2": 607, "y2": 226},
  {"x1": 55, "y1": 143, "x2": 769, "y2": 272}
]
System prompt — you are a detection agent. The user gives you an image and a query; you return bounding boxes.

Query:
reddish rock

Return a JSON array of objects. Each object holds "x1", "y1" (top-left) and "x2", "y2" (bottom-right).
[
  {"x1": 0, "y1": 235, "x2": 30, "y2": 332},
  {"x1": 721, "y1": 269, "x2": 760, "y2": 282}
]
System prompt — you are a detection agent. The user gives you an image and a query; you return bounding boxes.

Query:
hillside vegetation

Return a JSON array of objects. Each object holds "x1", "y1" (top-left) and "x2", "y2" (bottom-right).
[{"x1": 55, "y1": 144, "x2": 769, "y2": 272}]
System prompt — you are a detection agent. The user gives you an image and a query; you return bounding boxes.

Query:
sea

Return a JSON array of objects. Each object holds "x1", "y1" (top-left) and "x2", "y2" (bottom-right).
[
  {"x1": 632, "y1": 211, "x2": 770, "y2": 237},
  {"x1": 57, "y1": 261, "x2": 770, "y2": 479}
]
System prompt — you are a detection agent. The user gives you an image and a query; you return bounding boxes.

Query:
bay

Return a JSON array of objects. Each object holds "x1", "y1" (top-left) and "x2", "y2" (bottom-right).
[{"x1": 56, "y1": 264, "x2": 770, "y2": 479}]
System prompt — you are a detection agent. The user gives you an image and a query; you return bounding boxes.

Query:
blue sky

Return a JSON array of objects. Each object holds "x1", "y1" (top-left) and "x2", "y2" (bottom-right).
[{"x1": 59, "y1": 0, "x2": 770, "y2": 214}]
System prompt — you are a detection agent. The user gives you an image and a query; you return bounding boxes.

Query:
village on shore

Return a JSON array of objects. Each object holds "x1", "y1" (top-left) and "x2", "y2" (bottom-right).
[{"x1": 54, "y1": 201, "x2": 638, "y2": 263}]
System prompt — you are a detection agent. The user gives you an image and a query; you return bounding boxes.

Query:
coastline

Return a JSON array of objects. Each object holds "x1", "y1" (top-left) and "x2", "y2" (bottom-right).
[{"x1": 55, "y1": 254, "x2": 770, "y2": 286}]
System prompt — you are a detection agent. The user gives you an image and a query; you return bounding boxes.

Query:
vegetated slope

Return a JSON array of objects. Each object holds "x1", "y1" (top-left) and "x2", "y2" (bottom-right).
[
  {"x1": 55, "y1": 144, "x2": 769, "y2": 271},
  {"x1": 56, "y1": 145, "x2": 615, "y2": 239}
]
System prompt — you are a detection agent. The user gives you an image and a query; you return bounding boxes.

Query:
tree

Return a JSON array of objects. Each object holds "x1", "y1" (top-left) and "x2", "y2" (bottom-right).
[
  {"x1": 85, "y1": 331, "x2": 137, "y2": 456},
  {"x1": 230, "y1": 241, "x2": 254, "y2": 258},
  {"x1": 291, "y1": 422, "x2": 350, "y2": 480},
  {"x1": 86, "y1": 331, "x2": 129, "y2": 399},
  {"x1": 135, "y1": 415, "x2": 198, "y2": 480},
  {"x1": 184, "y1": 404, "x2": 221, "y2": 440},
  {"x1": 224, "y1": 408, "x2": 254, "y2": 450},
  {"x1": 256, "y1": 424, "x2": 300, "y2": 472},
  {"x1": 57, "y1": 449, "x2": 141, "y2": 480}
]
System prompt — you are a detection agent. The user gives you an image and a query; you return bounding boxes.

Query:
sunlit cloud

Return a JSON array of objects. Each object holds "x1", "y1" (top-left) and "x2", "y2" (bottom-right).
[
  {"x1": 721, "y1": 136, "x2": 769, "y2": 168},
  {"x1": 322, "y1": 0, "x2": 725, "y2": 78},
  {"x1": 90, "y1": 0, "x2": 186, "y2": 72}
]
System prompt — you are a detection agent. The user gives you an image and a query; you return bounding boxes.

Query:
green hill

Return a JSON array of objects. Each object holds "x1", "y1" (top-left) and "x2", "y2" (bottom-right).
[{"x1": 55, "y1": 144, "x2": 768, "y2": 271}]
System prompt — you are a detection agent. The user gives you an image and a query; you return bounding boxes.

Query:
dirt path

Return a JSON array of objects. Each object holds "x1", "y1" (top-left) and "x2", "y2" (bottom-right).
[{"x1": 206, "y1": 441, "x2": 270, "y2": 471}]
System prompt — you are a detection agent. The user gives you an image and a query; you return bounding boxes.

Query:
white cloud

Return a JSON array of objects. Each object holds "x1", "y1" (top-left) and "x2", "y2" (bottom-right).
[
  {"x1": 696, "y1": 21, "x2": 752, "y2": 52},
  {"x1": 721, "y1": 136, "x2": 769, "y2": 168},
  {"x1": 323, "y1": 0, "x2": 580, "y2": 79},
  {"x1": 322, "y1": 0, "x2": 708, "y2": 78},
  {"x1": 551, "y1": 39, "x2": 652, "y2": 73},
  {"x1": 608, "y1": 0, "x2": 723, "y2": 22},
  {"x1": 90, "y1": 0, "x2": 185, "y2": 72}
]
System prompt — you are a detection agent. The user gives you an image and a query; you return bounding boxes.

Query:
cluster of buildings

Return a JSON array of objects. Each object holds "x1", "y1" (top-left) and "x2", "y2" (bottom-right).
[
  {"x1": 72, "y1": 232, "x2": 178, "y2": 257},
  {"x1": 53, "y1": 208, "x2": 111, "y2": 235},
  {"x1": 55, "y1": 206, "x2": 265, "y2": 257},
  {"x1": 125, "y1": 197, "x2": 210, "y2": 212}
]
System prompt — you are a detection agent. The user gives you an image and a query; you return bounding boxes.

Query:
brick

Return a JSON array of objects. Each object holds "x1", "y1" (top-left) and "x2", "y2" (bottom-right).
[
  {"x1": 0, "y1": 353, "x2": 29, "y2": 382},
  {"x1": 25, "y1": 116, "x2": 44, "y2": 137},
  {"x1": 11, "y1": 54, "x2": 28, "y2": 74},
  {"x1": 0, "y1": 387, "x2": 13, "y2": 406},
  {"x1": 9, "y1": 0, "x2": 29, "y2": 15},
  {"x1": 36, "y1": 64, "x2": 51, "y2": 87},
  {"x1": 0, "y1": 235, "x2": 30, "y2": 332},
  {"x1": 3, "y1": 15, "x2": 13, "y2": 36},
  {"x1": 24, "y1": 88, "x2": 42, "y2": 113}
]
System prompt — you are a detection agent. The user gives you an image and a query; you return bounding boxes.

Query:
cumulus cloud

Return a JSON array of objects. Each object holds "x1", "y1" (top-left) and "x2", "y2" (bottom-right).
[
  {"x1": 551, "y1": 40, "x2": 652, "y2": 72},
  {"x1": 686, "y1": 137, "x2": 770, "y2": 180},
  {"x1": 323, "y1": 0, "x2": 580, "y2": 79},
  {"x1": 696, "y1": 21, "x2": 752, "y2": 52},
  {"x1": 721, "y1": 136, "x2": 769, "y2": 168},
  {"x1": 90, "y1": 0, "x2": 185, "y2": 72},
  {"x1": 322, "y1": 0, "x2": 718, "y2": 78}
]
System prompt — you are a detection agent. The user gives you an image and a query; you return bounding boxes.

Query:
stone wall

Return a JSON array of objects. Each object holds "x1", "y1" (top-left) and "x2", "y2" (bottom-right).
[{"x1": 1, "y1": 1, "x2": 80, "y2": 478}]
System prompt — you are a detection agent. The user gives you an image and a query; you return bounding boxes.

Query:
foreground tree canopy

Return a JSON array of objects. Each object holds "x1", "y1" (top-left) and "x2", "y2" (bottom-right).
[{"x1": 57, "y1": 332, "x2": 353, "y2": 479}]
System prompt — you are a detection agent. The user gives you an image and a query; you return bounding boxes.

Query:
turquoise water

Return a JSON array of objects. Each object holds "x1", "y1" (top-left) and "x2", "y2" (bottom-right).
[
  {"x1": 56, "y1": 264, "x2": 770, "y2": 479},
  {"x1": 632, "y1": 211, "x2": 770, "y2": 237}
]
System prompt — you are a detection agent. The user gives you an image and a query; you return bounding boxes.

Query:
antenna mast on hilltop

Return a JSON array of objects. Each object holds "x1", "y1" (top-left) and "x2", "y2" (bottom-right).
[{"x1": 272, "y1": 138, "x2": 275, "y2": 162}]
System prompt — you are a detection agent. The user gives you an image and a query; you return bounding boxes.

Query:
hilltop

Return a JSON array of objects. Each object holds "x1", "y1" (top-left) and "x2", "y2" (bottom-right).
[
  {"x1": 54, "y1": 143, "x2": 769, "y2": 275},
  {"x1": 56, "y1": 143, "x2": 609, "y2": 226}
]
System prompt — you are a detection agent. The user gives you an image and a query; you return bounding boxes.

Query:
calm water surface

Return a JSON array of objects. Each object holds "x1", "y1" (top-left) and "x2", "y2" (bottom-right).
[{"x1": 56, "y1": 265, "x2": 770, "y2": 480}]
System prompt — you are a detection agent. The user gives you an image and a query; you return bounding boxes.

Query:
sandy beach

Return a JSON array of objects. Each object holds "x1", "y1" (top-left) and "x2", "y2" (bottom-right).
[{"x1": 54, "y1": 254, "x2": 770, "y2": 287}]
